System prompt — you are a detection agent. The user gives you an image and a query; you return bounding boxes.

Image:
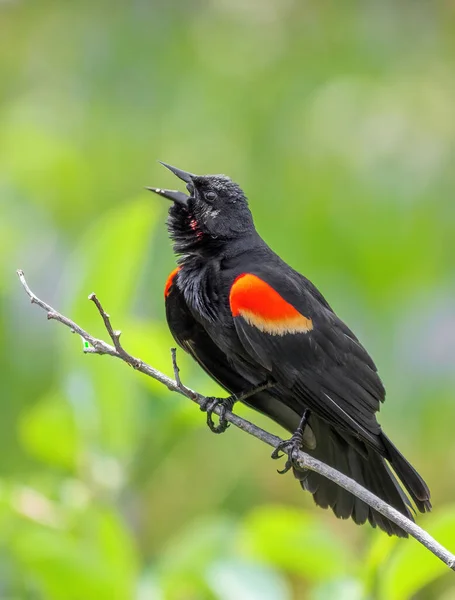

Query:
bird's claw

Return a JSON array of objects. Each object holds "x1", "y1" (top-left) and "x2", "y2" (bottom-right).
[
  {"x1": 272, "y1": 409, "x2": 310, "y2": 474},
  {"x1": 270, "y1": 444, "x2": 285, "y2": 461},
  {"x1": 271, "y1": 437, "x2": 303, "y2": 475},
  {"x1": 200, "y1": 395, "x2": 236, "y2": 434},
  {"x1": 277, "y1": 460, "x2": 293, "y2": 475}
]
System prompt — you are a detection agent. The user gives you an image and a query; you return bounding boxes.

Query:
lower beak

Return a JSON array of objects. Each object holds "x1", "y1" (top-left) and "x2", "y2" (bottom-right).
[{"x1": 146, "y1": 187, "x2": 189, "y2": 207}]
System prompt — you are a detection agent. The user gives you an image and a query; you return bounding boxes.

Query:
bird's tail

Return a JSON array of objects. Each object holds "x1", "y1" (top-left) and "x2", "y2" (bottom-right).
[
  {"x1": 289, "y1": 414, "x2": 431, "y2": 537},
  {"x1": 380, "y1": 432, "x2": 432, "y2": 514},
  {"x1": 236, "y1": 391, "x2": 431, "y2": 536}
]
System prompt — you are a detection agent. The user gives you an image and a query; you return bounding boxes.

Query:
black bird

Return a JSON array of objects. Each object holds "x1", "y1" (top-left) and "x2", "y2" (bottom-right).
[{"x1": 148, "y1": 162, "x2": 431, "y2": 536}]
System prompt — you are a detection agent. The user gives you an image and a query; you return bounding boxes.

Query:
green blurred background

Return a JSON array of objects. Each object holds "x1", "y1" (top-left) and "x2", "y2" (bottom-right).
[{"x1": 2, "y1": 1, "x2": 455, "y2": 598}]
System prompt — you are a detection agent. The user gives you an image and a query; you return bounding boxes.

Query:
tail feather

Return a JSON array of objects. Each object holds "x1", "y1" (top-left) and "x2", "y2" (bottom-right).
[
  {"x1": 347, "y1": 445, "x2": 370, "y2": 526},
  {"x1": 331, "y1": 442, "x2": 355, "y2": 519},
  {"x1": 381, "y1": 433, "x2": 432, "y2": 513}
]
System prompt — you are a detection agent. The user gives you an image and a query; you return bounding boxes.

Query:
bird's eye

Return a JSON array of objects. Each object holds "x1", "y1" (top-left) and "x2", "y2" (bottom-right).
[{"x1": 204, "y1": 191, "x2": 217, "y2": 203}]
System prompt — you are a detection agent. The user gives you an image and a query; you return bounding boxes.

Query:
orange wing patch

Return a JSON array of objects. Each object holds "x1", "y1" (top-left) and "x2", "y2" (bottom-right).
[
  {"x1": 229, "y1": 273, "x2": 313, "y2": 335},
  {"x1": 164, "y1": 266, "x2": 181, "y2": 298}
]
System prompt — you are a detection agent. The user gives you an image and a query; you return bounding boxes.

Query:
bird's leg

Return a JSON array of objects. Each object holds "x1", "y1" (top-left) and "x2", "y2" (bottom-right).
[
  {"x1": 271, "y1": 409, "x2": 311, "y2": 474},
  {"x1": 200, "y1": 380, "x2": 275, "y2": 434}
]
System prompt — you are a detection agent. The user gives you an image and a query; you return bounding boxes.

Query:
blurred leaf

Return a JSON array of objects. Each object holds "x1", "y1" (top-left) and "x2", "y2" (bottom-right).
[
  {"x1": 206, "y1": 559, "x2": 291, "y2": 600},
  {"x1": 67, "y1": 194, "x2": 157, "y2": 319},
  {"x1": 19, "y1": 391, "x2": 77, "y2": 470},
  {"x1": 157, "y1": 516, "x2": 238, "y2": 598},
  {"x1": 1, "y1": 115, "x2": 92, "y2": 224},
  {"x1": 437, "y1": 588, "x2": 455, "y2": 600},
  {"x1": 159, "y1": 516, "x2": 237, "y2": 576},
  {"x1": 137, "y1": 569, "x2": 164, "y2": 600},
  {"x1": 12, "y1": 506, "x2": 137, "y2": 600},
  {"x1": 361, "y1": 533, "x2": 397, "y2": 596},
  {"x1": 310, "y1": 578, "x2": 365, "y2": 600},
  {"x1": 378, "y1": 507, "x2": 455, "y2": 600},
  {"x1": 61, "y1": 196, "x2": 158, "y2": 456},
  {"x1": 239, "y1": 505, "x2": 355, "y2": 581}
]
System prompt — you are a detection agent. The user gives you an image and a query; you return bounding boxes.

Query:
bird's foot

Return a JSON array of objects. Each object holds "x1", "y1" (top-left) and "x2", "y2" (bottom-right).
[
  {"x1": 200, "y1": 379, "x2": 276, "y2": 435},
  {"x1": 271, "y1": 409, "x2": 311, "y2": 474},
  {"x1": 271, "y1": 438, "x2": 303, "y2": 474},
  {"x1": 200, "y1": 395, "x2": 237, "y2": 434}
]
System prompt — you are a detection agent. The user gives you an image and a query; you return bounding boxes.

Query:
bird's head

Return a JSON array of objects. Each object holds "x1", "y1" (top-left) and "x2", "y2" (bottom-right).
[{"x1": 147, "y1": 162, "x2": 254, "y2": 257}]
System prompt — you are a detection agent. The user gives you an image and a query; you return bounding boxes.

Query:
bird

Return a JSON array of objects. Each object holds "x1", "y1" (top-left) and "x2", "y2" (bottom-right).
[{"x1": 147, "y1": 162, "x2": 431, "y2": 536}]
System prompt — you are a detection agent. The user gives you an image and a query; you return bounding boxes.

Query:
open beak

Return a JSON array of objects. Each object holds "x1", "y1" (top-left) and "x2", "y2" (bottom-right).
[{"x1": 146, "y1": 161, "x2": 195, "y2": 206}]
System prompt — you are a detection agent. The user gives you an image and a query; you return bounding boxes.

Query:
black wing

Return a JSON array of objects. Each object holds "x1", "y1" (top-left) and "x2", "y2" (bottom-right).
[{"x1": 229, "y1": 265, "x2": 385, "y2": 448}]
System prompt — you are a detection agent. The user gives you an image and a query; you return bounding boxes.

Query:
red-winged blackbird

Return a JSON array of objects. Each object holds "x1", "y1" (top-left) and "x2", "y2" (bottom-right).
[{"x1": 148, "y1": 162, "x2": 431, "y2": 536}]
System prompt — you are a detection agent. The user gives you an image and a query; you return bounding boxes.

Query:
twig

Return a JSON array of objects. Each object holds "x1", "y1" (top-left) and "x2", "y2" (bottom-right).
[
  {"x1": 170, "y1": 347, "x2": 195, "y2": 397},
  {"x1": 88, "y1": 293, "x2": 121, "y2": 351},
  {"x1": 88, "y1": 292, "x2": 142, "y2": 368},
  {"x1": 16, "y1": 269, "x2": 455, "y2": 571}
]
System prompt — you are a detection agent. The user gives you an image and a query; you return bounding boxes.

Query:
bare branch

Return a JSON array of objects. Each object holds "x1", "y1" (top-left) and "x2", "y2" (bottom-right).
[{"x1": 16, "y1": 269, "x2": 455, "y2": 571}]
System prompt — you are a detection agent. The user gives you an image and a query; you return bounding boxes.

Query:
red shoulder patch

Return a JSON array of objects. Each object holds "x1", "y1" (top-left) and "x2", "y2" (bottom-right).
[
  {"x1": 164, "y1": 266, "x2": 181, "y2": 298},
  {"x1": 229, "y1": 273, "x2": 313, "y2": 335}
]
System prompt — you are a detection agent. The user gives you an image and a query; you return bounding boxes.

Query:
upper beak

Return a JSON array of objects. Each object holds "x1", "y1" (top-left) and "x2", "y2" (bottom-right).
[
  {"x1": 159, "y1": 161, "x2": 194, "y2": 184},
  {"x1": 145, "y1": 187, "x2": 189, "y2": 206}
]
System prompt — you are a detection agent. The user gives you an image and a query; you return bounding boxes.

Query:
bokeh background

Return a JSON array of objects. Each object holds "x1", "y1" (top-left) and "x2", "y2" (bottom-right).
[{"x1": 2, "y1": 1, "x2": 455, "y2": 598}]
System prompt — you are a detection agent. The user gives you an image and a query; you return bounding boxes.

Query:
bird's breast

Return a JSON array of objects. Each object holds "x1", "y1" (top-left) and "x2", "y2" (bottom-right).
[{"x1": 178, "y1": 259, "x2": 225, "y2": 326}]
